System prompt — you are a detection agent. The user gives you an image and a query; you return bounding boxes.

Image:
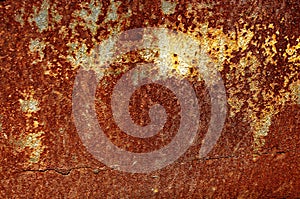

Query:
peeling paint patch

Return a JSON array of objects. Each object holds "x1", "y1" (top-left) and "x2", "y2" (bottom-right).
[
  {"x1": 73, "y1": 0, "x2": 102, "y2": 35},
  {"x1": 66, "y1": 41, "x2": 109, "y2": 79},
  {"x1": 19, "y1": 98, "x2": 40, "y2": 113},
  {"x1": 67, "y1": 42, "x2": 91, "y2": 69},
  {"x1": 153, "y1": 29, "x2": 204, "y2": 81},
  {"x1": 104, "y1": 0, "x2": 121, "y2": 22},
  {"x1": 29, "y1": 38, "x2": 46, "y2": 63},
  {"x1": 161, "y1": 0, "x2": 177, "y2": 15},
  {"x1": 29, "y1": 0, "x2": 50, "y2": 32}
]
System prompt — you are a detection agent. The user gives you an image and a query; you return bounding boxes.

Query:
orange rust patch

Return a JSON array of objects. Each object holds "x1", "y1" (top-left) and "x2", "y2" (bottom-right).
[{"x1": 0, "y1": 0, "x2": 299, "y2": 197}]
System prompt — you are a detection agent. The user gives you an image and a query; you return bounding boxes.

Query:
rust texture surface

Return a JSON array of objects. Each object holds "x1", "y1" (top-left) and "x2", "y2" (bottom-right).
[{"x1": 0, "y1": 0, "x2": 300, "y2": 198}]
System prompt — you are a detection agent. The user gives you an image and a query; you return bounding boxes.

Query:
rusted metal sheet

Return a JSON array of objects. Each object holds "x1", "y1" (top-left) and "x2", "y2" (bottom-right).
[{"x1": 0, "y1": 0, "x2": 299, "y2": 198}]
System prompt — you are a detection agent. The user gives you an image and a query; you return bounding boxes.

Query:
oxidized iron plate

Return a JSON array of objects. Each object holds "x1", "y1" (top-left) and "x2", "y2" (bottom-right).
[{"x1": 0, "y1": 0, "x2": 299, "y2": 198}]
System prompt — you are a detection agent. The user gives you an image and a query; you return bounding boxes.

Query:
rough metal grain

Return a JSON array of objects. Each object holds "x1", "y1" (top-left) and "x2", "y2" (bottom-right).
[{"x1": 0, "y1": 0, "x2": 299, "y2": 198}]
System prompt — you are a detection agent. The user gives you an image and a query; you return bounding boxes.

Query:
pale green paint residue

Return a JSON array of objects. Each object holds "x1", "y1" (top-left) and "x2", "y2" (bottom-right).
[
  {"x1": 74, "y1": 0, "x2": 102, "y2": 35},
  {"x1": 29, "y1": 38, "x2": 46, "y2": 63},
  {"x1": 67, "y1": 42, "x2": 91, "y2": 69},
  {"x1": 29, "y1": 0, "x2": 50, "y2": 32},
  {"x1": 161, "y1": 0, "x2": 177, "y2": 15},
  {"x1": 19, "y1": 98, "x2": 40, "y2": 113},
  {"x1": 67, "y1": 42, "x2": 108, "y2": 79},
  {"x1": 105, "y1": 0, "x2": 121, "y2": 22}
]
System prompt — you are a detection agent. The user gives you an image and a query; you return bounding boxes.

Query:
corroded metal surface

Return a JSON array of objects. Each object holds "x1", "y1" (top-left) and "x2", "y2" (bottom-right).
[{"x1": 0, "y1": 0, "x2": 299, "y2": 198}]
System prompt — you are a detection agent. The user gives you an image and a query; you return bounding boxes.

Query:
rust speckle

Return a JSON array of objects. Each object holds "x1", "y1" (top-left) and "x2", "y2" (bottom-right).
[{"x1": 1, "y1": 0, "x2": 299, "y2": 197}]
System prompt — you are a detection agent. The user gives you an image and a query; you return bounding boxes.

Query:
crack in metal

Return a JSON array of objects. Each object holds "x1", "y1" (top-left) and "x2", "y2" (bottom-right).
[{"x1": 17, "y1": 150, "x2": 297, "y2": 176}]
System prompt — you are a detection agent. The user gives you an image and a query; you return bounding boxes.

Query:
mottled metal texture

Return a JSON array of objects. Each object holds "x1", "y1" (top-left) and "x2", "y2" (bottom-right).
[{"x1": 0, "y1": 0, "x2": 299, "y2": 198}]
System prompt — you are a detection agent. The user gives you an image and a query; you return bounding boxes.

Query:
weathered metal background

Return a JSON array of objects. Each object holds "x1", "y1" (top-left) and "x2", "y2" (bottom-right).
[{"x1": 0, "y1": 0, "x2": 299, "y2": 198}]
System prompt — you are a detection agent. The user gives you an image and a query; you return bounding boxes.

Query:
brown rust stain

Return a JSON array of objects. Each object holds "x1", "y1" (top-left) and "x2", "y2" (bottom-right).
[{"x1": 0, "y1": 0, "x2": 299, "y2": 197}]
